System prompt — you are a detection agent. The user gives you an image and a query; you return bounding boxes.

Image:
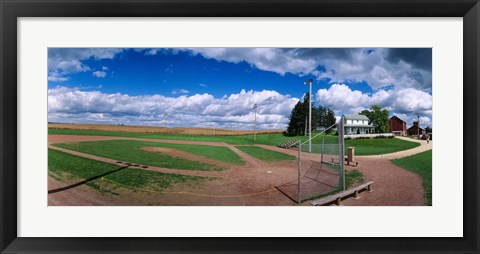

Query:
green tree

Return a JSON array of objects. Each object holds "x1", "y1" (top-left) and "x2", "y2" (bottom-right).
[
  {"x1": 325, "y1": 108, "x2": 336, "y2": 133},
  {"x1": 287, "y1": 101, "x2": 305, "y2": 136},
  {"x1": 287, "y1": 93, "x2": 318, "y2": 136},
  {"x1": 317, "y1": 105, "x2": 327, "y2": 128},
  {"x1": 359, "y1": 105, "x2": 390, "y2": 133},
  {"x1": 316, "y1": 105, "x2": 336, "y2": 133}
]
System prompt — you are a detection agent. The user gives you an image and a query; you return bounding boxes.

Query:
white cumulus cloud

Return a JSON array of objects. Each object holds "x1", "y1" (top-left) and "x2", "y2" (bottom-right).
[
  {"x1": 179, "y1": 48, "x2": 431, "y2": 91},
  {"x1": 92, "y1": 71, "x2": 107, "y2": 78},
  {"x1": 315, "y1": 84, "x2": 432, "y2": 118},
  {"x1": 48, "y1": 48, "x2": 124, "y2": 81},
  {"x1": 48, "y1": 87, "x2": 298, "y2": 130}
]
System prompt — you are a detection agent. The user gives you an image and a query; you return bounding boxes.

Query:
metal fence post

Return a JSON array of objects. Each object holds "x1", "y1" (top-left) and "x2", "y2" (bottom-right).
[
  {"x1": 298, "y1": 142, "x2": 302, "y2": 204},
  {"x1": 339, "y1": 117, "x2": 345, "y2": 190},
  {"x1": 321, "y1": 137, "x2": 324, "y2": 163}
]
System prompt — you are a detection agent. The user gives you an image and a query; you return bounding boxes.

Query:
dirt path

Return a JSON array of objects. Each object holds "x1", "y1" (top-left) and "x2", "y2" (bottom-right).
[
  {"x1": 48, "y1": 177, "x2": 109, "y2": 206},
  {"x1": 341, "y1": 157, "x2": 425, "y2": 206},
  {"x1": 358, "y1": 136, "x2": 432, "y2": 159},
  {"x1": 225, "y1": 144, "x2": 264, "y2": 167}
]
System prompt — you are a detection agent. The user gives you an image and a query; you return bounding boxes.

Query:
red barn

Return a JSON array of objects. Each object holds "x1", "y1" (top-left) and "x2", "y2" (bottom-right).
[
  {"x1": 407, "y1": 121, "x2": 426, "y2": 136},
  {"x1": 389, "y1": 115, "x2": 406, "y2": 136}
]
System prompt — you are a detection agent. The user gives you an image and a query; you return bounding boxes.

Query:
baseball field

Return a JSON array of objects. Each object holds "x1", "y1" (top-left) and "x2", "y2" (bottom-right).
[{"x1": 48, "y1": 124, "x2": 426, "y2": 206}]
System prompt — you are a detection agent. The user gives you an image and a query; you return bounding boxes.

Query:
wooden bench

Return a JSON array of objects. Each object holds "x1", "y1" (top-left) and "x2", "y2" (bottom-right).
[{"x1": 309, "y1": 181, "x2": 374, "y2": 206}]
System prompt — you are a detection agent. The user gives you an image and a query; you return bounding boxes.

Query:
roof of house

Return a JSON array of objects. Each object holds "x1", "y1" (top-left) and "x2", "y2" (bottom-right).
[
  {"x1": 389, "y1": 115, "x2": 406, "y2": 123},
  {"x1": 343, "y1": 114, "x2": 369, "y2": 121}
]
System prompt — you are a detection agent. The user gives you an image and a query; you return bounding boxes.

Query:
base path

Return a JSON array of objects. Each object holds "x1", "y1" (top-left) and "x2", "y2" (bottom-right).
[
  {"x1": 341, "y1": 157, "x2": 425, "y2": 206},
  {"x1": 358, "y1": 136, "x2": 432, "y2": 159},
  {"x1": 257, "y1": 143, "x2": 426, "y2": 206}
]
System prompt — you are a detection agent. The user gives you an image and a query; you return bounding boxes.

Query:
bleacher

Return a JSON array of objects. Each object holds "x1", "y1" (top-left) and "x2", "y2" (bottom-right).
[{"x1": 277, "y1": 139, "x2": 299, "y2": 149}]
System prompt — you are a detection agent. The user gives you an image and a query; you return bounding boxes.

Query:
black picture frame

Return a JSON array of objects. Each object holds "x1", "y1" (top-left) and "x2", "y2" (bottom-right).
[{"x1": 1, "y1": 0, "x2": 479, "y2": 253}]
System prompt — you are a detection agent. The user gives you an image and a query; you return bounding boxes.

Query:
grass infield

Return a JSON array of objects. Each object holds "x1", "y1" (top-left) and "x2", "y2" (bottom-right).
[
  {"x1": 235, "y1": 146, "x2": 295, "y2": 162},
  {"x1": 53, "y1": 140, "x2": 239, "y2": 171},
  {"x1": 49, "y1": 149, "x2": 206, "y2": 193},
  {"x1": 391, "y1": 149, "x2": 432, "y2": 205}
]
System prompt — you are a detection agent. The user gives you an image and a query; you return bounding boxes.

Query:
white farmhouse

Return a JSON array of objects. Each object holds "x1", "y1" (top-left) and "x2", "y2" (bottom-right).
[{"x1": 343, "y1": 114, "x2": 375, "y2": 134}]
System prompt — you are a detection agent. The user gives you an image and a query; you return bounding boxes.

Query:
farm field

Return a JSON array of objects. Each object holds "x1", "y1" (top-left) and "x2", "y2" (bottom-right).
[{"x1": 49, "y1": 123, "x2": 282, "y2": 136}]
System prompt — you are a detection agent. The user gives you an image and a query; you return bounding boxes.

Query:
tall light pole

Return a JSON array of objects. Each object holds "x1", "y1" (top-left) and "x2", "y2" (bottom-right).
[
  {"x1": 253, "y1": 104, "x2": 258, "y2": 141},
  {"x1": 304, "y1": 79, "x2": 313, "y2": 152},
  {"x1": 417, "y1": 114, "x2": 420, "y2": 138}
]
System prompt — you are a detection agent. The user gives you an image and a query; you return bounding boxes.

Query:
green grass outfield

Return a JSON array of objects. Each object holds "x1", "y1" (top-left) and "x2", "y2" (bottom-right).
[
  {"x1": 235, "y1": 146, "x2": 295, "y2": 162},
  {"x1": 344, "y1": 138, "x2": 419, "y2": 156},
  {"x1": 391, "y1": 149, "x2": 432, "y2": 205},
  {"x1": 53, "y1": 140, "x2": 242, "y2": 171},
  {"x1": 49, "y1": 149, "x2": 206, "y2": 193},
  {"x1": 49, "y1": 128, "x2": 419, "y2": 156}
]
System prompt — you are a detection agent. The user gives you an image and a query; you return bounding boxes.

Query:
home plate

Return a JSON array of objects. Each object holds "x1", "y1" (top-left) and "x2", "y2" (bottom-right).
[{"x1": 267, "y1": 171, "x2": 272, "y2": 174}]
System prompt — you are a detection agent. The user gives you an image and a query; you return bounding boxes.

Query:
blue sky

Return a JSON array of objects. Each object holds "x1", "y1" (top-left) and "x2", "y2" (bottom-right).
[{"x1": 48, "y1": 48, "x2": 432, "y2": 130}]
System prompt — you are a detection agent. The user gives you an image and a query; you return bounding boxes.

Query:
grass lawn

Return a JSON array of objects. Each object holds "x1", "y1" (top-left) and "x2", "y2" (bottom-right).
[
  {"x1": 49, "y1": 149, "x2": 205, "y2": 193},
  {"x1": 235, "y1": 146, "x2": 295, "y2": 162},
  {"x1": 53, "y1": 140, "x2": 238, "y2": 171},
  {"x1": 345, "y1": 169, "x2": 364, "y2": 188},
  {"x1": 391, "y1": 149, "x2": 432, "y2": 205},
  {"x1": 344, "y1": 137, "x2": 419, "y2": 156}
]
